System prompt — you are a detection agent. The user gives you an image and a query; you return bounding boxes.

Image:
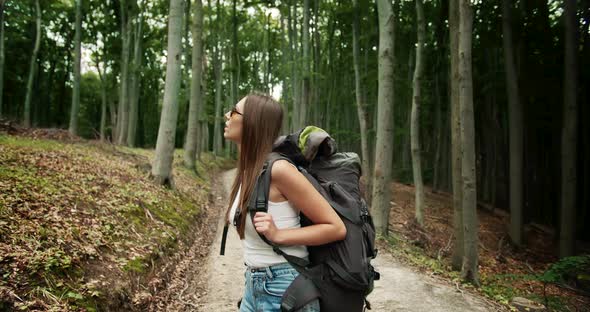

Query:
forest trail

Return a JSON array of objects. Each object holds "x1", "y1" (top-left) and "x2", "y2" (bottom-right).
[{"x1": 194, "y1": 169, "x2": 499, "y2": 312}]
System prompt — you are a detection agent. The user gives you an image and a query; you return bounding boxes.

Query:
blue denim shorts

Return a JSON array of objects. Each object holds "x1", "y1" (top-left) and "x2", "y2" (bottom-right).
[{"x1": 239, "y1": 262, "x2": 320, "y2": 312}]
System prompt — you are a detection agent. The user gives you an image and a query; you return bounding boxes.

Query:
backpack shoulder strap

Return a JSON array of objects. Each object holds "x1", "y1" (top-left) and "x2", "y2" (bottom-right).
[
  {"x1": 219, "y1": 223, "x2": 229, "y2": 255},
  {"x1": 247, "y1": 153, "x2": 312, "y2": 271},
  {"x1": 220, "y1": 153, "x2": 298, "y2": 257}
]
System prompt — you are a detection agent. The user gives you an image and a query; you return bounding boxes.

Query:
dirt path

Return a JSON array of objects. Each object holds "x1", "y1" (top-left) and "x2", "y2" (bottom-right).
[
  {"x1": 148, "y1": 169, "x2": 240, "y2": 311},
  {"x1": 166, "y1": 168, "x2": 500, "y2": 311},
  {"x1": 197, "y1": 168, "x2": 245, "y2": 311},
  {"x1": 366, "y1": 245, "x2": 499, "y2": 311}
]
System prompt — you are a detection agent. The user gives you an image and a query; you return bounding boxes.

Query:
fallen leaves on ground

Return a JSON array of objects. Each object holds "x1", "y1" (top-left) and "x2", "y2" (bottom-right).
[
  {"x1": 387, "y1": 182, "x2": 589, "y2": 311},
  {"x1": 0, "y1": 132, "x2": 232, "y2": 311}
]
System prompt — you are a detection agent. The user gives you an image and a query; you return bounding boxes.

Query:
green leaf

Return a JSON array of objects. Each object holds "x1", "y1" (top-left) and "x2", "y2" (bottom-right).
[{"x1": 66, "y1": 291, "x2": 84, "y2": 300}]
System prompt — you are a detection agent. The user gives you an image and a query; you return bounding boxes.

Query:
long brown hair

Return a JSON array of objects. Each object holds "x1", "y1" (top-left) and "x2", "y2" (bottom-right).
[{"x1": 225, "y1": 92, "x2": 283, "y2": 239}]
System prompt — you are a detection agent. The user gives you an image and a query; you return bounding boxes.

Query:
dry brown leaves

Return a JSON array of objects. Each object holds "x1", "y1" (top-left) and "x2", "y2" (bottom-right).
[
  {"x1": 0, "y1": 134, "x2": 222, "y2": 311},
  {"x1": 388, "y1": 182, "x2": 589, "y2": 311}
]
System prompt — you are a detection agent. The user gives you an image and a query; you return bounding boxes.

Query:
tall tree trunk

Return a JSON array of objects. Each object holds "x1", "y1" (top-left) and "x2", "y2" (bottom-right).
[
  {"x1": 0, "y1": 1, "x2": 5, "y2": 118},
  {"x1": 280, "y1": 13, "x2": 290, "y2": 134},
  {"x1": 559, "y1": 0, "x2": 578, "y2": 258},
  {"x1": 231, "y1": 0, "x2": 238, "y2": 106},
  {"x1": 197, "y1": 50, "x2": 207, "y2": 160},
  {"x1": 433, "y1": 75, "x2": 443, "y2": 191},
  {"x1": 117, "y1": 0, "x2": 130, "y2": 144},
  {"x1": 412, "y1": 0, "x2": 425, "y2": 227},
  {"x1": 151, "y1": 0, "x2": 185, "y2": 186},
  {"x1": 458, "y1": 0, "x2": 478, "y2": 285},
  {"x1": 502, "y1": 0, "x2": 524, "y2": 246},
  {"x1": 289, "y1": 0, "x2": 299, "y2": 131},
  {"x1": 69, "y1": 0, "x2": 82, "y2": 136},
  {"x1": 213, "y1": 0, "x2": 223, "y2": 156},
  {"x1": 24, "y1": 0, "x2": 41, "y2": 128},
  {"x1": 184, "y1": 0, "x2": 203, "y2": 169},
  {"x1": 300, "y1": 0, "x2": 310, "y2": 127},
  {"x1": 96, "y1": 57, "x2": 107, "y2": 142},
  {"x1": 315, "y1": 0, "x2": 322, "y2": 126},
  {"x1": 352, "y1": 0, "x2": 371, "y2": 200},
  {"x1": 109, "y1": 97, "x2": 117, "y2": 140},
  {"x1": 449, "y1": 0, "x2": 463, "y2": 271},
  {"x1": 372, "y1": 0, "x2": 395, "y2": 237},
  {"x1": 45, "y1": 56, "x2": 56, "y2": 126},
  {"x1": 127, "y1": 5, "x2": 144, "y2": 147},
  {"x1": 263, "y1": 12, "x2": 271, "y2": 93}
]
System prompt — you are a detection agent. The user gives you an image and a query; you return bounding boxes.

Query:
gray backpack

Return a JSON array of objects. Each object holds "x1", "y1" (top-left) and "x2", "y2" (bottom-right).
[{"x1": 220, "y1": 126, "x2": 380, "y2": 311}]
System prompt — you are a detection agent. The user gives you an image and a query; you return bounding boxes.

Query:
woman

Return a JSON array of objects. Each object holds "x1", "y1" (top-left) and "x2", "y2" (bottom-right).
[{"x1": 223, "y1": 92, "x2": 346, "y2": 312}]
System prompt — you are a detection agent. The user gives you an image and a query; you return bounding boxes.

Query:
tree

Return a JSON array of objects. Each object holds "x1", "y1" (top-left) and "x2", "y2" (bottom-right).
[
  {"x1": 95, "y1": 55, "x2": 107, "y2": 141},
  {"x1": 502, "y1": 0, "x2": 524, "y2": 246},
  {"x1": 559, "y1": 0, "x2": 578, "y2": 258},
  {"x1": 230, "y1": 0, "x2": 238, "y2": 106},
  {"x1": 212, "y1": 0, "x2": 224, "y2": 156},
  {"x1": 152, "y1": 0, "x2": 184, "y2": 186},
  {"x1": 458, "y1": 0, "x2": 478, "y2": 284},
  {"x1": 23, "y1": 0, "x2": 41, "y2": 128},
  {"x1": 127, "y1": 2, "x2": 144, "y2": 147},
  {"x1": 352, "y1": 0, "x2": 371, "y2": 199},
  {"x1": 289, "y1": 0, "x2": 299, "y2": 131},
  {"x1": 372, "y1": 0, "x2": 395, "y2": 237},
  {"x1": 0, "y1": 0, "x2": 5, "y2": 119},
  {"x1": 411, "y1": 0, "x2": 425, "y2": 227},
  {"x1": 69, "y1": 0, "x2": 82, "y2": 135},
  {"x1": 116, "y1": 0, "x2": 131, "y2": 144},
  {"x1": 300, "y1": 0, "x2": 310, "y2": 128},
  {"x1": 184, "y1": 0, "x2": 203, "y2": 170},
  {"x1": 449, "y1": 0, "x2": 463, "y2": 271}
]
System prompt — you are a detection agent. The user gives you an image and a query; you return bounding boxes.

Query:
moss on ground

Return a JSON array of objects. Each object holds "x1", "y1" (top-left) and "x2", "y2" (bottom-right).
[{"x1": 0, "y1": 134, "x2": 232, "y2": 311}]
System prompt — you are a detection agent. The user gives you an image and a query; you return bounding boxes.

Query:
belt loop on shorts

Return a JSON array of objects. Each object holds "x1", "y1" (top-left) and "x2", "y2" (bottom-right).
[{"x1": 265, "y1": 266, "x2": 274, "y2": 279}]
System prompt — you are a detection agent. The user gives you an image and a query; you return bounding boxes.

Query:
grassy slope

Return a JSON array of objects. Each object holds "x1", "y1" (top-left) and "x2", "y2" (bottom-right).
[{"x1": 0, "y1": 135, "x2": 232, "y2": 311}]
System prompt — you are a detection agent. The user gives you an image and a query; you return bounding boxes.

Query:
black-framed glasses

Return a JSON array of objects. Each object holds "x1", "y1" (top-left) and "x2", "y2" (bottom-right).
[{"x1": 229, "y1": 106, "x2": 243, "y2": 117}]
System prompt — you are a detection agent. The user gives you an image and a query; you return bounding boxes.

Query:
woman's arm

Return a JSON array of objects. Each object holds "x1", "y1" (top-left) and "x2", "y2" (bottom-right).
[{"x1": 252, "y1": 159, "x2": 347, "y2": 246}]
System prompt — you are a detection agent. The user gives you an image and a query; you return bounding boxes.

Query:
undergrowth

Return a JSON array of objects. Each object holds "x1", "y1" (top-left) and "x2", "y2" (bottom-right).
[{"x1": 0, "y1": 134, "x2": 233, "y2": 311}]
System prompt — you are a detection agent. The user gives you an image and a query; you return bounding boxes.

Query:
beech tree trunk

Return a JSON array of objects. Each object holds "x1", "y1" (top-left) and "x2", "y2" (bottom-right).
[
  {"x1": 69, "y1": 0, "x2": 82, "y2": 135},
  {"x1": 183, "y1": 0, "x2": 203, "y2": 170},
  {"x1": 352, "y1": 0, "x2": 371, "y2": 191},
  {"x1": 559, "y1": 0, "x2": 578, "y2": 258},
  {"x1": 289, "y1": 0, "x2": 300, "y2": 131},
  {"x1": 196, "y1": 44, "x2": 207, "y2": 161},
  {"x1": 300, "y1": 0, "x2": 310, "y2": 128},
  {"x1": 0, "y1": 1, "x2": 5, "y2": 118},
  {"x1": 213, "y1": 0, "x2": 223, "y2": 156},
  {"x1": 96, "y1": 57, "x2": 107, "y2": 142},
  {"x1": 280, "y1": 14, "x2": 290, "y2": 134},
  {"x1": 23, "y1": 0, "x2": 41, "y2": 128},
  {"x1": 230, "y1": 0, "x2": 238, "y2": 106},
  {"x1": 502, "y1": 0, "x2": 524, "y2": 246},
  {"x1": 449, "y1": 0, "x2": 464, "y2": 271},
  {"x1": 412, "y1": 0, "x2": 425, "y2": 227},
  {"x1": 127, "y1": 5, "x2": 144, "y2": 147},
  {"x1": 117, "y1": 0, "x2": 131, "y2": 144},
  {"x1": 372, "y1": 0, "x2": 395, "y2": 237},
  {"x1": 151, "y1": 0, "x2": 184, "y2": 186},
  {"x1": 458, "y1": 0, "x2": 479, "y2": 285}
]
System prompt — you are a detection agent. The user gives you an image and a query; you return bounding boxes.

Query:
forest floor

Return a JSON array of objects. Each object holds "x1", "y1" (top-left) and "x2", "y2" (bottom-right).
[
  {"x1": 1, "y1": 124, "x2": 587, "y2": 311},
  {"x1": 386, "y1": 182, "x2": 590, "y2": 311},
  {"x1": 0, "y1": 127, "x2": 233, "y2": 311}
]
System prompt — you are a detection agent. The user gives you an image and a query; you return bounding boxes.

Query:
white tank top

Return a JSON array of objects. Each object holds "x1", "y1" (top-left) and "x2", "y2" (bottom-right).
[{"x1": 228, "y1": 183, "x2": 309, "y2": 267}]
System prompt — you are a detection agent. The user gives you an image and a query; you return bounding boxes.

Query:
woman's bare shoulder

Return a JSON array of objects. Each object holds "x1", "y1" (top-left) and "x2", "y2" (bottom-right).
[{"x1": 270, "y1": 159, "x2": 299, "y2": 183}]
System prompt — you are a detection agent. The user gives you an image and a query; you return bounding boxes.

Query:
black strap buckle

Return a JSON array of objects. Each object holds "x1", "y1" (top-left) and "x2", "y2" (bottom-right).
[{"x1": 255, "y1": 199, "x2": 267, "y2": 212}]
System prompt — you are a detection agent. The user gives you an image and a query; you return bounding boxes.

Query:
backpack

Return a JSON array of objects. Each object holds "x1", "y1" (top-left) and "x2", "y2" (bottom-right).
[{"x1": 220, "y1": 126, "x2": 380, "y2": 312}]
